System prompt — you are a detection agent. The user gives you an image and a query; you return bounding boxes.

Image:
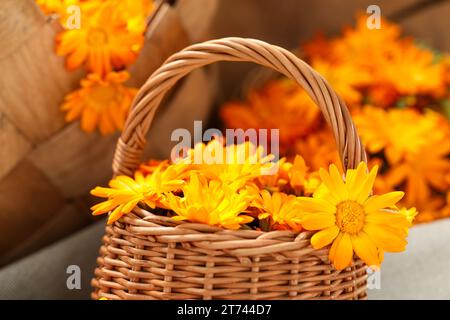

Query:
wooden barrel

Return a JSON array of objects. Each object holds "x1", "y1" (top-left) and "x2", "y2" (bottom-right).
[{"x1": 0, "y1": 0, "x2": 218, "y2": 265}]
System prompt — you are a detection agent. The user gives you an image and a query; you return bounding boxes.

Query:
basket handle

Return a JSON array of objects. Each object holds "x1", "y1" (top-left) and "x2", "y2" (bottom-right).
[{"x1": 113, "y1": 37, "x2": 367, "y2": 176}]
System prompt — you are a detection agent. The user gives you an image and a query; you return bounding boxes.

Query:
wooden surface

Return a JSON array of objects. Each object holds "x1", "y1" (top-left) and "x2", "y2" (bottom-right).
[{"x1": 0, "y1": 0, "x2": 218, "y2": 266}]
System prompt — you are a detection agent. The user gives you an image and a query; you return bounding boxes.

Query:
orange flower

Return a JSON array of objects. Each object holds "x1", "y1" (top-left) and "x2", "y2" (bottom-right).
[
  {"x1": 61, "y1": 71, "x2": 137, "y2": 135},
  {"x1": 380, "y1": 40, "x2": 446, "y2": 96},
  {"x1": 330, "y1": 14, "x2": 401, "y2": 69},
  {"x1": 255, "y1": 155, "x2": 321, "y2": 196},
  {"x1": 56, "y1": 0, "x2": 146, "y2": 74},
  {"x1": 294, "y1": 128, "x2": 341, "y2": 171},
  {"x1": 311, "y1": 59, "x2": 372, "y2": 106},
  {"x1": 220, "y1": 79, "x2": 320, "y2": 153},
  {"x1": 382, "y1": 141, "x2": 450, "y2": 209},
  {"x1": 251, "y1": 190, "x2": 303, "y2": 232},
  {"x1": 354, "y1": 106, "x2": 446, "y2": 165},
  {"x1": 36, "y1": 0, "x2": 72, "y2": 15}
]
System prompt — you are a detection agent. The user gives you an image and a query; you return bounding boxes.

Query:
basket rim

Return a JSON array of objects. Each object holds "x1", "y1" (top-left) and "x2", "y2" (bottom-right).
[{"x1": 114, "y1": 206, "x2": 333, "y2": 259}]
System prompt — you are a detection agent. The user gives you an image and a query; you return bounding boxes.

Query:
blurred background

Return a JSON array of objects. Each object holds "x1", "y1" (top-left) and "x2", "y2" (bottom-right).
[{"x1": 0, "y1": 0, "x2": 449, "y2": 299}]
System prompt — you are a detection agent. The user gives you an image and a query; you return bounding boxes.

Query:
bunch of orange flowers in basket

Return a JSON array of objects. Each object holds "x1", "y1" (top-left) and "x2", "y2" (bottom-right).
[
  {"x1": 220, "y1": 15, "x2": 450, "y2": 223},
  {"x1": 36, "y1": 0, "x2": 155, "y2": 135},
  {"x1": 91, "y1": 139, "x2": 416, "y2": 270}
]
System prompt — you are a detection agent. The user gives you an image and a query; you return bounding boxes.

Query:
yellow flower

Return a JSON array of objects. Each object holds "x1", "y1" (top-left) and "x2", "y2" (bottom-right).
[
  {"x1": 56, "y1": 0, "x2": 145, "y2": 74},
  {"x1": 184, "y1": 140, "x2": 275, "y2": 188},
  {"x1": 252, "y1": 190, "x2": 303, "y2": 232},
  {"x1": 297, "y1": 162, "x2": 409, "y2": 270},
  {"x1": 167, "y1": 173, "x2": 253, "y2": 230},
  {"x1": 61, "y1": 71, "x2": 137, "y2": 135},
  {"x1": 91, "y1": 163, "x2": 186, "y2": 224},
  {"x1": 399, "y1": 207, "x2": 418, "y2": 226}
]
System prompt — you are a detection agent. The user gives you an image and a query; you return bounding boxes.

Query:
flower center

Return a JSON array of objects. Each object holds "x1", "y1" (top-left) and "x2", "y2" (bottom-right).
[
  {"x1": 87, "y1": 28, "x2": 108, "y2": 47},
  {"x1": 336, "y1": 200, "x2": 365, "y2": 234},
  {"x1": 88, "y1": 85, "x2": 116, "y2": 111}
]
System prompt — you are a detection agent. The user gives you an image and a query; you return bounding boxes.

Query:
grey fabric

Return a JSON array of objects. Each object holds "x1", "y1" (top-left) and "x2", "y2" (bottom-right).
[
  {"x1": 1, "y1": 218, "x2": 449, "y2": 299},
  {"x1": 368, "y1": 218, "x2": 450, "y2": 300},
  {"x1": 0, "y1": 221, "x2": 105, "y2": 300}
]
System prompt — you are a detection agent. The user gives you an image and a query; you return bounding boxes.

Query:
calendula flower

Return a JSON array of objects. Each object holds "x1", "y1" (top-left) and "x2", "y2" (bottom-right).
[
  {"x1": 36, "y1": 0, "x2": 70, "y2": 15},
  {"x1": 354, "y1": 106, "x2": 446, "y2": 165},
  {"x1": 399, "y1": 207, "x2": 418, "y2": 226},
  {"x1": 382, "y1": 140, "x2": 450, "y2": 208},
  {"x1": 61, "y1": 71, "x2": 137, "y2": 135},
  {"x1": 91, "y1": 163, "x2": 186, "y2": 223},
  {"x1": 380, "y1": 40, "x2": 446, "y2": 97},
  {"x1": 220, "y1": 79, "x2": 320, "y2": 152},
  {"x1": 167, "y1": 173, "x2": 253, "y2": 230},
  {"x1": 184, "y1": 140, "x2": 275, "y2": 188},
  {"x1": 254, "y1": 155, "x2": 321, "y2": 196},
  {"x1": 331, "y1": 15, "x2": 401, "y2": 69},
  {"x1": 297, "y1": 162, "x2": 409, "y2": 270},
  {"x1": 282, "y1": 155, "x2": 321, "y2": 195},
  {"x1": 412, "y1": 196, "x2": 447, "y2": 223},
  {"x1": 139, "y1": 159, "x2": 169, "y2": 175},
  {"x1": 114, "y1": 0, "x2": 154, "y2": 33},
  {"x1": 311, "y1": 59, "x2": 372, "y2": 106},
  {"x1": 56, "y1": 0, "x2": 145, "y2": 74},
  {"x1": 294, "y1": 129, "x2": 341, "y2": 171},
  {"x1": 252, "y1": 190, "x2": 302, "y2": 232}
]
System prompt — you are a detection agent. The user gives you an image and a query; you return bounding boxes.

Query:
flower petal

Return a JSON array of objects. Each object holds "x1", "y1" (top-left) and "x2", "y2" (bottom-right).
[
  {"x1": 364, "y1": 191, "x2": 404, "y2": 212},
  {"x1": 356, "y1": 165, "x2": 378, "y2": 203},
  {"x1": 329, "y1": 232, "x2": 343, "y2": 262},
  {"x1": 333, "y1": 233, "x2": 353, "y2": 270},
  {"x1": 296, "y1": 197, "x2": 336, "y2": 214},
  {"x1": 365, "y1": 211, "x2": 410, "y2": 229},
  {"x1": 364, "y1": 223, "x2": 407, "y2": 252},
  {"x1": 301, "y1": 213, "x2": 336, "y2": 230},
  {"x1": 351, "y1": 232, "x2": 380, "y2": 268},
  {"x1": 311, "y1": 225, "x2": 340, "y2": 249}
]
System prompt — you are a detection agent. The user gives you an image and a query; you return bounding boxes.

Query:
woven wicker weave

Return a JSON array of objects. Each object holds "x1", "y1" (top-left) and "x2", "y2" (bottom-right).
[{"x1": 92, "y1": 37, "x2": 368, "y2": 300}]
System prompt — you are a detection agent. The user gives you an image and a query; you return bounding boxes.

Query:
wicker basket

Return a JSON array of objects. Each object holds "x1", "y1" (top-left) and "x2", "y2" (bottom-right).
[
  {"x1": 0, "y1": 0, "x2": 217, "y2": 265},
  {"x1": 92, "y1": 37, "x2": 368, "y2": 300}
]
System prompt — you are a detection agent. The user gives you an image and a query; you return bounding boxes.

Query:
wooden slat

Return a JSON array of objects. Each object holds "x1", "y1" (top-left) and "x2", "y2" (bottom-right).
[
  {"x1": 128, "y1": 2, "x2": 191, "y2": 87},
  {"x1": 0, "y1": 113, "x2": 32, "y2": 180},
  {"x1": 29, "y1": 123, "x2": 118, "y2": 198},
  {"x1": 0, "y1": 0, "x2": 83, "y2": 144},
  {"x1": 400, "y1": 0, "x2": 450, "y2": 51},
  {"x1": 0, "y1": 160, "x2": 64, "y2": 259},
  {"x1": 0, "y1": 203, "x2": 91, "y2": 266},
  {"x1": 175, "y1": 0, "x2": 219, "y2": 42},
  {"x1": 0, "y1": 0, "x2": 219, "y2": 265}
]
